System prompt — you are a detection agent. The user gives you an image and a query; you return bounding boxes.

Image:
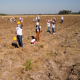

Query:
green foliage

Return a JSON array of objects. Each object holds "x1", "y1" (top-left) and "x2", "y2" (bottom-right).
[
  {"x1": 59, "y1": 10, "x2": 71, "y2": 14},
  {"x1": 23, "y1": 59, "x2": 32, "y2": 70},
  {"x1": 78, "y1": 11, "x2": 80, "y2": 14},
  {"x1": 50, "y1": 51, "x2": 54, "y2": 56},
  {"x1": 27, "y1": 36, "x2": 30, "y2": 40},
  {"x1": 71, "y1": 11, "x2": 80, "y2": 14},
  {"x1": 0, "y1": 13, "x2": 7, "y2": 16}
]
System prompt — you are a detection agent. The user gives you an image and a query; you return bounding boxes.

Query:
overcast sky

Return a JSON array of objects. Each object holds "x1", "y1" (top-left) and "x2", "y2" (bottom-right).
[{"x1": 0, "y1": 0, "x2": 80, "y2": 14}]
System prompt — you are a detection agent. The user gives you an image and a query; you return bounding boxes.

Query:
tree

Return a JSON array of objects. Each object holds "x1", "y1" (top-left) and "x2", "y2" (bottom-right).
[{"x1": 59, "y1": 10, "x2": 71, "y2": 14}]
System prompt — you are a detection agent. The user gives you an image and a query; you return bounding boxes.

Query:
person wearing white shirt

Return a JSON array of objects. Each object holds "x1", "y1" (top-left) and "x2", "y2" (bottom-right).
[
  {"x1": 61, "y1": 16, "x2": 64, "y2": 23},
  {"x1": 36, "y1": 21, "x2": 41, "y2": 41},
  {"x1": 10, "y1": 18, "x2": 12, "y2": 24},
  {"x1": 36, "y1": 17, "x2": 37, "y2": 22},
  {"x1": 38, "y1": 16, "x2": 40, "y2": 22},
  {"x1": 20, "y1": 17, "x2": 21, "y2": 22},
  {"x1": 52, "y1": 21, "x2": 55, "y2": 34},
  {"x1": 15, "y1": 21, "x2": 23, "y2": 47},
  {"x1": 47, "y1": 20, "x2": 50, "y2": 33}
]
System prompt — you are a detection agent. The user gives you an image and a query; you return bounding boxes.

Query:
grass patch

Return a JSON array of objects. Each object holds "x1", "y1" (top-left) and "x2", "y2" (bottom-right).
[
  {"x1": 23, "y1": 59, "x2": 32, "y2": 71},
  {"x1": 40, "y1": 45, "x2": 44, "y2": 48},
  {"x1": 27, "y1": 36, "x2": 30, "y2": 40},
  {"x1": 71, "y1": 37, "x2": 74, "y2": 39}
]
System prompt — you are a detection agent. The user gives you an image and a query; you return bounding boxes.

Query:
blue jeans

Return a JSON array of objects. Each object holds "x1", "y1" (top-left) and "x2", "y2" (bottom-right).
[
  {"x1": 61, "y1": 20, "x2": 63, "y2": 23},
  {"x1": 47, "y1": 27, "x2": 50, "y2": 32},
  {"x1": 52, "y1": 28, "x2": 55, "y2": 33},
  {"x1": 17, "y1": 35, "x2": 23, "y2": 47}
]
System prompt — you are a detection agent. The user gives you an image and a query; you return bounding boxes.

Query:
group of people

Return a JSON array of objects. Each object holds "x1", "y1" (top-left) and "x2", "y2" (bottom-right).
[
  {"x1": 47, "y1": 16, "x2": 64, "y2": 34},
  {"x1": 33, "y1": 16, "x2": 40, "y2": 22},
  {"x1": 10, "y1": 17, "x2": 16, "y2": 23},
  {"x1": 47, "y1": 17, "x2": 56, "y2": 34},
  {"x1": 15, "y1": 16, "x2": 64, "y2": 47}
]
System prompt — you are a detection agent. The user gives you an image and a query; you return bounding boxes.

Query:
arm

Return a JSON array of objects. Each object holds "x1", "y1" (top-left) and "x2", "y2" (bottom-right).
[{"x1": 21, "y1": 20, "x2": 23, "y2": 27}]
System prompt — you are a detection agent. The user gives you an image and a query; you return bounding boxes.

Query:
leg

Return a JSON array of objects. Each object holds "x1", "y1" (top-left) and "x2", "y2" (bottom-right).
[
  {"x1": 52, "y1": 28, "x2": 55, "y2": 34},
  {"x1": 19, "y1": 36, "x2": 23, "y2": 47},
  {"x1": 36, "y1": 31, "x2": 40, "y2": 41},
  {"x1": 17, "y1": 35, "x2": 23, "y2": 47},
  {"x1": 17, "y1": 35, "x2": 20, "y2": 47}
]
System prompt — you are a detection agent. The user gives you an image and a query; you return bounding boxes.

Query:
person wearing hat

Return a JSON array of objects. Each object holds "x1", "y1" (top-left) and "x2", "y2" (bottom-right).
[
  {"x1": 36, "y1": 21, "x2": 41, "y2": 41},
  {"x1": 15, "y1": 21, "x2": 23, "y2": 47}
]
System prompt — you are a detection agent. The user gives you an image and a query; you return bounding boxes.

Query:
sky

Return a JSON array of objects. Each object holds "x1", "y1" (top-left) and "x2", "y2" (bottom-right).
[{"x1": 0, "y1": 0, "x2": 80, "y2": 14}]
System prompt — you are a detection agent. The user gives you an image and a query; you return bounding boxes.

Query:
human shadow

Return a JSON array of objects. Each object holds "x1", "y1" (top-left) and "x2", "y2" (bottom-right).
[
  {"x1": 47, "y1": 30, "x2": 51, "y2": 34},
  {"x1": 12, "y1": 42, "x2": 19, "y2": 48},
  {"x1": 31, "y1": 36, "x2": 36, "y2": 39}
]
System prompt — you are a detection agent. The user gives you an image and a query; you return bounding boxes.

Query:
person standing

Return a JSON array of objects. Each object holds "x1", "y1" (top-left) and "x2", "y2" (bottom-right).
[
  {"x1": 10, "y1": 18, "x2": 12, "y2": 24},
  {"x1": 47, "y1": 20, "x2": 50, "y2": 33},
  {"x1": 20, "y1": 17, "x2": 21, "y2": 22},
  {"x1": 36, "y1": 21, "x2": 41, "y2": 41},
  {"x1": 61, "y1": 16, "x2": 64, "y2": 23},
  {"x1": 38, "y1": 16, "x2": 40, "y2": 22},
  {"x1": 52, "y1": 21, "x2": 55, "y2": 34},
  {"x1": 2, "y1": 16, "x2": 3, "y2": 20},
  {"x1": 36, "y1": 17, "x2": 37, "y2": 22},
  {"x1": 15, "y1": 21, "x2": 23, "y2": 47}
]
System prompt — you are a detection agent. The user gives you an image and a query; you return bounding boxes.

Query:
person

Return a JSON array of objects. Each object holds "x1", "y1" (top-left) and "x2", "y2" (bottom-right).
[
  {"x1": 36, "y1": 21, "x2": 41, "y2": 41},
  {"x1": 36, "y1": 17, "x2": 37, "y2": 22},
  {"x1": 13, "y1": 17, "x2": 16, "y2": 22},
  {"x1": 38, "y1": 16, "x2": 40, "y2": 22},
  {"x1": 33, "y1": 18, "x2": 35, "y2": 22},
  {"x1": 47, "y1": 20, "x2": 50, "y2": 33},
  {"x1": 10, "y1": 18, "x2": 12, "y2": 24},
  {"x1": 15, "y1": 21, "x2": 23, "y2": 47},
  {"x1": 2, "y1": 16, "x2": 3, "y2": 20},
  {"x1": 50, "y1": 20, "x2": 55, "y2": 34},
  {"x1": 20, "y1": 17, "x2": 21, "y2": 22},
  {"x1": 61, "y1": 16, "x2": 64, "y2": 23}
]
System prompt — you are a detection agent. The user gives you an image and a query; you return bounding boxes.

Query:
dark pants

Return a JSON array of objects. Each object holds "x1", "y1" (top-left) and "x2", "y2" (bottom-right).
[
  {"x1": 61, "y1": 20, "x2": 63, "y2": 23},
  {"x1": 17, "y1": 35, "x2": 23, "y2": 47}
]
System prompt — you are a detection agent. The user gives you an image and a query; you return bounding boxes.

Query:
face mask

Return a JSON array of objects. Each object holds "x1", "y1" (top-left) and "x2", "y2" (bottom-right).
[{"x1": 17, "y1": 24, "x2": 20, "y2": 27}]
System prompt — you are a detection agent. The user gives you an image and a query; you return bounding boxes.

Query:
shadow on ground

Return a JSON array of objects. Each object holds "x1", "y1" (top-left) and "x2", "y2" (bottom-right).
[{"x1": 12, "y1": 42, "x2": 19, "y2": 48}]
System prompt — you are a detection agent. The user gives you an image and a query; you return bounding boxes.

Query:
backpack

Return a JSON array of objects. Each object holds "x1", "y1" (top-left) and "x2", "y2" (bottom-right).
[{"x1": 36, "y1": 25, "x2": 40, "y2": 33}]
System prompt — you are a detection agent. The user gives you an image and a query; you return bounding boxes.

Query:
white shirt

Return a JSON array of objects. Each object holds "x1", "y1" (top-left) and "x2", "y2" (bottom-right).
[
  {"x1": 16, "y1": 25, "x2": 22, "y2": 35},
  {"x1": 47, "y1": 22, "x2": 50, "y2": 27},
  {"x1": 36, "y1": 22, "x2": 39, "y2": 26},
  {"x1": 38, "y1": 16, "x2": 40, "y2": 19},
  {"x1": 20, "y1": 17, "x2": 21, "y2": 20},
  {"x1": 36, "y1": 17, "x2": 37, "y2": 20},
  {"x1": 61, "y1": 16, "x2": 64, "y2": 20},
  {"x1": 52, "y1": 21, "x2": 55, "y2": 28}
]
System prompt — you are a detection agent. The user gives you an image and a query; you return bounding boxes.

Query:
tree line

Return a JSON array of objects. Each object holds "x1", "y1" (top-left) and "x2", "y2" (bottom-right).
[
  {"x1": 0, "y1": 10, "x2": 80, "y2": 15},
  {"x1": 59, "y1": 10, "x2": 80, "y2": 14}
]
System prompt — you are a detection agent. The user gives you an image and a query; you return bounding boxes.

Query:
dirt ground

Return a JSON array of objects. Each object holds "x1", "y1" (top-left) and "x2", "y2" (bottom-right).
[{"x1": 0, "y1": 15, "x2": 80, "y2": 80}]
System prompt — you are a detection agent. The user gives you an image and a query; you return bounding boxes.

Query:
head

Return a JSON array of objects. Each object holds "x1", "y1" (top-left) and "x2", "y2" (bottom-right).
[{"x1": 17, "y1": 21, "x2": 20, "y2": 26}]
